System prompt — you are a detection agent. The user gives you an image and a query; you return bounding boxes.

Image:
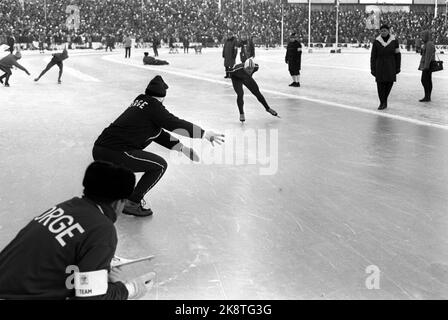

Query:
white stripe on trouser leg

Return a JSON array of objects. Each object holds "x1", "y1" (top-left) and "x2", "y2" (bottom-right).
[{"x1": 124, "y1": 152, "x2": 166, "y2": 196}]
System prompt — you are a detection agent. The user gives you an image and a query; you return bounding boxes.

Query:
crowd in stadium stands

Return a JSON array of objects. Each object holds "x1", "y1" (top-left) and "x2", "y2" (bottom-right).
[{"x1": 1, "y1": 0, "x2": 447, "y2": 50}]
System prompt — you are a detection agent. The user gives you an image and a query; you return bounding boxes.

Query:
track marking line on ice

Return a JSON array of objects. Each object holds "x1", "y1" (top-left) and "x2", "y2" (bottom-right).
[{"x1": 102, "y1": 55, "x2": 448, "y2": 131}]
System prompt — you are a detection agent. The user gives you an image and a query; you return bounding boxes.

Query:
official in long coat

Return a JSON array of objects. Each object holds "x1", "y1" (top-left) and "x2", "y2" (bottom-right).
[
  {"x1": 223, "y1": 32, "x2": 238, "y2": 78},
  {"x1": 370, "y1": 24, "x2": 401, "y2": 110}
]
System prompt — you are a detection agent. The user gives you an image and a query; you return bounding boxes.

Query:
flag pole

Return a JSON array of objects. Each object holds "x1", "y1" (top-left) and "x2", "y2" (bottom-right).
[{"x1": 308, "y1": 0, "x2": 311, "y2": 51}]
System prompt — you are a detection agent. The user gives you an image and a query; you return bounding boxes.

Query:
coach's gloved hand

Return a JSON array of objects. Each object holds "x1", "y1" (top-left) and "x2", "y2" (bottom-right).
[
  {"x1": 108, "y1": 266, "x2": 127, "y2": 283},
  {"x1": 173, "y1": 143, "x2": 199, "y2": 161},
  {"x1": 125, "y1": 272, "x2": 156, "y2": 300},
  {"x1": 204, "y1": 130, "x2": 225, "y2": 146}
]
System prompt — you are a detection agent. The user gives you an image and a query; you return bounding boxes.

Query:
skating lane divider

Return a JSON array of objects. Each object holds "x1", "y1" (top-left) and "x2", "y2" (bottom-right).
[{"x1": 102, "y1": 55, "x2": 448, "y2": 131}]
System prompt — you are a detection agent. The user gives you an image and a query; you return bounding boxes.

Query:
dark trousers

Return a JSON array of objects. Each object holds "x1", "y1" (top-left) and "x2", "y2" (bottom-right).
[
  {"x1": 225, "y1": 66, "x2": 232, "y2": 77},
  {"x1": 125, "y1": 47, "x2": 131, "y2": 58},
  {"x1": 376, "y1": 82, "x2": 394, "y2": 104},
  {"x1": 421, "y1": 70, "x2": 433, "y2": 99},
  {"x1": 153, "y1": 46, "x2": 158, "y2": 57},
  {"x1": 37, "y1": 59, "x2": 63, "y2": 80},
  {"x1": 92, "y1": 145, "x2": 168, "y2": 203},
  {"x1": 231, "y1": 76, "x2": 270, "y2": 115},
  {"x1": 0, "y1": 66, "x2": 11, "y2": 85}
]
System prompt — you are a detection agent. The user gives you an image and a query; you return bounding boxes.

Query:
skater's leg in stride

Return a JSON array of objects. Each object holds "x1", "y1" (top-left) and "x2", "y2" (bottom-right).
[
  {"x1": 232, "y1": 77, "x2": 245, "y2": 121},
  {"x1": 243, "y1": 77, "x2": 278, "y2": 117}
]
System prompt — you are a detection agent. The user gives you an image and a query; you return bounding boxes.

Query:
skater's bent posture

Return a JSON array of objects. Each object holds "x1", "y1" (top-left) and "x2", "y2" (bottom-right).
[
  {"x1": 0, "y1": 51, "x2": 30, "y2": 87},
  {"x1": 229, "y1": 58, "x2": 278, "y2": 122},
  {"x1": 93, "y1": 75, "x2": 224, "y2": 217},
  {"x1": 34, "y1": 48, "x2": 69, "y2": 84},
  {"x1": 0, "y1": 161, "x2": 155, "y2": 300}
]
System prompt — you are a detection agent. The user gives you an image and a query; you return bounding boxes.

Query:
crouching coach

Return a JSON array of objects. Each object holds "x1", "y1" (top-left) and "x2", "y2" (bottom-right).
[{"x1": 0, "y1": 161, "x2": 154, "y2": 300}]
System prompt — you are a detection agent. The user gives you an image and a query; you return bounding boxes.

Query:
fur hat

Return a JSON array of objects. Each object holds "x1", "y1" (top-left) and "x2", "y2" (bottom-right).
[
  {"x1": 83, "y1": 161, "x2": 135, "y2": 202},
  {"x1": 145, "y1": 75, "x2": 169, "y2": 97}
]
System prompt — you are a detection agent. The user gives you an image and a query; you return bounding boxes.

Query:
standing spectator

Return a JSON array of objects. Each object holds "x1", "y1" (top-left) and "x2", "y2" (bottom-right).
[
  {"x1": 152, "y1": 33, "x2": 159, "y2": 57},
  {"x1": 415, "y1": 37, "x2": 421, "y2": 54},
  {"x1": 38, "y1": 32, "x2": 45, "y2": 53},
  {"x1": 370, "y1": 25, "x2": 401, "y2": 110},
  {"x1": 123, "y1": 34, "x2": 132, "y2": 58},
  {"x1": 239, "y1": 33, "x2": 255, "y2": 63},
  {"x1": 285, "y1": 32, "x2": 302, "y2": 87},
  {"x1": 223, "y1": 31, "x2": 238, "y2": 78},
  {"x1": 183, "y1": 34, "x2": 190, "y2": 54},
  {"x1": 168, "y1": 35, "x2": 177, "y2": 54},
  {"x1": 106, "y1": 34, "x2": 114, "y2": 52},
  {"x1": 418, "y1": 30, "x2": 435, "y2": 102},
  {"x1": 6, "y1": 32, "x2": 15, "y2": 54}
]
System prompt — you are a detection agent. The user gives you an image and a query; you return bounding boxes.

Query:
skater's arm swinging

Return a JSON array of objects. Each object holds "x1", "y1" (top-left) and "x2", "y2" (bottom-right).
[
  {"x1": 149, "y1": 104, "x2": 204, "y2": 138},
  {"x1": 13, "y1": 61, "x2": 30, "y2": 75}
]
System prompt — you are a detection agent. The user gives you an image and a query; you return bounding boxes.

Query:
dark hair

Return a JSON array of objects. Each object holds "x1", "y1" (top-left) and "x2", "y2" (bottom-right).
[
  {"x1": 379, "y1": 24, "x2": 390, "y2": 31},
  {"x1": 83, "y1": 161, "x2": 135, "y2": 203}
]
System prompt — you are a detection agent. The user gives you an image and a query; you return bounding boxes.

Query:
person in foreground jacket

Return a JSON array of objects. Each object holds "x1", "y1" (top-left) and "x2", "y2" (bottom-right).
[
  {"x1": 0, "y1": 161, "x2": 155, "y2": 300},
  {"x1": 93, "y1": 75, "x2": 225, "y2": 217}
]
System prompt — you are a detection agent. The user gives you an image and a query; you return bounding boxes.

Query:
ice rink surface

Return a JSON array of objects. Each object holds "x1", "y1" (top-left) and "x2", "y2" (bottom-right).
[{"x1": 0, "y1": 47, "x2": 447, "y2": 299}]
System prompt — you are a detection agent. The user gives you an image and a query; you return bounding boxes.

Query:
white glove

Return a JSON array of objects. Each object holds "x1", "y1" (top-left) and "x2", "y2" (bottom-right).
[
  {"x1": 204, "y1": 130, "x2": 225, "y2": 146},
  {"x1": 125, "y1": 272, "x2": 156, "y2": 300}
]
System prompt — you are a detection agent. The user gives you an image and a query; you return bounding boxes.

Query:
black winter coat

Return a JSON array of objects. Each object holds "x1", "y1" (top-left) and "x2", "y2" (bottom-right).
[
  {"x1": 370, "y1": 35, "x2": 401, "y2": 82},
  {"x1": 223, "y1": 36, "x2": 238, "y2": 67},
  {"x1": 285, "y1": 40, "x2": 302, "y2": 75},
  {"x1": 0, "y1": 197, "x2": 128, "y2": 300}
]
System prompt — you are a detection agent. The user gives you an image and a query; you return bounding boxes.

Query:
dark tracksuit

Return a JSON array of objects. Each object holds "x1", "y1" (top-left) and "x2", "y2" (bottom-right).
[
  {"x1": 0, "y1": 197, "x2": 128, "y2": 300},
  {"x1": 37, "y1": 50, "x2": 69, "y2": 81},
  {"x1": 370, "y1": 35, "x2": 401, "y2": 106},
  {"x1": 229, "y1": 63, "x2": 270, "y2": 115},
  {"x1": 285, "y1": 40, "x2": 302, "y2": 76},
  {"x1": 93, "y1": 95, "x2": 205, "y2": 203}
]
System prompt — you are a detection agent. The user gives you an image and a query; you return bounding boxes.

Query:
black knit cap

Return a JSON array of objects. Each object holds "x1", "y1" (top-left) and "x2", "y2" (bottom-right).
[
  {"x1": 380, "y1": 24, "x2": 389, "y2": 31},
  {"x1": 145, "y1": 75, "x2": 169, "y2": 97},
  {"x1": 83, "y1": 161, "x2": 135, "y2": 202}
]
